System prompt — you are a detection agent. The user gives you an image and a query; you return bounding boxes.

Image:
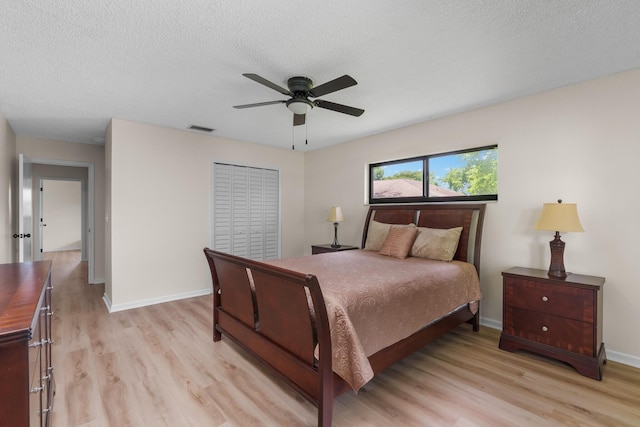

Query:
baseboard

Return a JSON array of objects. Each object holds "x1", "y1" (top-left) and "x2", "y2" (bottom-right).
[
  {"x1": 102, "y1": 292, "x2": 113, "y2": 312},
  {"x1": 606, "y1": 349, "x2": 640, "y2": 369},
  {"x1": 105, "y1": 288, "x2": 213, "y2": 313},
  {"x1": 479, "y1": 316, "x2": 640, "y2": 370},
  {"x1": 479, "y1": 316, "x2": 502, "y2": 330},
  {"x1": 90, "y1": 277, "x2": 105, "y2": 285}
]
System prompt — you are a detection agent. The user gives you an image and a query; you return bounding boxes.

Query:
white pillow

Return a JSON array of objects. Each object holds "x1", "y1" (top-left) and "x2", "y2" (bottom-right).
[
  {"x1": 364, "y1": 220, "x2": 392, "y2": 251},
  {"x1": 410, "y1": 226, "x2": 463, "y2": 262}
]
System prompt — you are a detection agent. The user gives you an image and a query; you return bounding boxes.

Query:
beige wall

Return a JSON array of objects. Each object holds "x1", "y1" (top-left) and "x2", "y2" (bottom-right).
[
  {"x1": 304, "y1": 68, "x2": 640, "y2": 365},
  {"x1": 107, "y1": 119, "x2": 305, "y2": 310},
  {"x1": 16, "y1": 136, "x2": 106, "y2": 281},
  {"x1": 0, "y1": 113, "x2": 16, "y2": 263}
]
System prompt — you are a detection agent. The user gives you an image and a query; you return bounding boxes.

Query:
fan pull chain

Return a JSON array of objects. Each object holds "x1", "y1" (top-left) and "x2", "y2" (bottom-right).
[
  {"x1": 292, "y1": 124, "x2": 295, "y2": 150},
  {"x1": 305, "y1": 121, "x2": 308, "y2": 145}
]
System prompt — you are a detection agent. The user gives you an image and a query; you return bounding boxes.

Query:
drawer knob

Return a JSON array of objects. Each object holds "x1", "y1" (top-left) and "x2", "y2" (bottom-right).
[
  {"x1": 542, "y1": 296, "x2": 549, "y2": 302},
  {"x1": 542, "y1": 325, "x2": 549, "y2": 332}
]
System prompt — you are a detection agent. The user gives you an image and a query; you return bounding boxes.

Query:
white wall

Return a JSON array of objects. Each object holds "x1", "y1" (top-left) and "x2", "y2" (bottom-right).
[
  {"x1": 304, "y1": 68, "x2": 640, "y2": 365},
  {"x1": 16, "y1": 137, "x2": 106, "y2": 281},
  {"x1": 0, "y1": 112, "x2": 16, "y2": 263},
  {"x1": 106, "y1": 119, "x2": 305, "y2": 310}
]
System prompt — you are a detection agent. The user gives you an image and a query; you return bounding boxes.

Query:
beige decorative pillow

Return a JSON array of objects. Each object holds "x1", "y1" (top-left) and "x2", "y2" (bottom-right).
[
  {"x1": 364, "y1": 220, "x2": 392, "y2": 251},
  {"x1": 379, "y1": 225, "x2": 418, "y2": 259},
  {"x1": 410, "y1": 227, "x2": 463, "y2": 262}
]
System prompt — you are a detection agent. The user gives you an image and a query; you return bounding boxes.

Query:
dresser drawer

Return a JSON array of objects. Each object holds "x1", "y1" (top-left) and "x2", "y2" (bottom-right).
[
  {"x1": 504, "y1": 306, "x2": 595, "y2": 356},
  {"x1": 504, "y1": 277, "x2": 594, "y2": 323}
]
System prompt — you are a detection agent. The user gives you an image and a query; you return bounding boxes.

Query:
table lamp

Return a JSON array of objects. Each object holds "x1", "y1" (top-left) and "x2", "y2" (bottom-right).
[
  {"x1": 327, "y1": 207, "x2": 345, "y2": 248},
  {"x1": 534, "y1": 199, "x2": 584, "y2": 278}
]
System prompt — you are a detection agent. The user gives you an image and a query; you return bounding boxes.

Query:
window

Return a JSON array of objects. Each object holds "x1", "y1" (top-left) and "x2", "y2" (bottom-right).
[
  {"x1": 369, "y1": 145, "x2": 497, "y2": 204},
  {"x1": 212, "y1": 163, "x2": 279, "y2": 261}
]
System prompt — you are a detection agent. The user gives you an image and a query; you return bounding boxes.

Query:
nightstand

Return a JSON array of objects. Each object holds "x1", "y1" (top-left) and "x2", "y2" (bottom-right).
[
  {"x1": 499, "y1": 267, "x2": 606, "y2": 380},
  {"x1": 311, "y1": 244, "x2": 359, "y2": 255}
]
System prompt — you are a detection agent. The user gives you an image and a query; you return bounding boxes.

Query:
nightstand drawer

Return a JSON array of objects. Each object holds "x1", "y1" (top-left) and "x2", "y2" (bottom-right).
[
  {"x1": 505, "y1": 277, "x2": 594, "y2": 323},
  {"x1": 504, "y1": 306, "x2": 594, "y2": 356}
]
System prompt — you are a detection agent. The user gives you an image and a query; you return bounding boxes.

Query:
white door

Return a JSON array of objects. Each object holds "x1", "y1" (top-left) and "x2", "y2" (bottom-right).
[
  {"x1": 41, "y1": 180, "x2": 82, "y2": 253},
  {"x1": 16, "y1": 154, "x2": 33, "y2": 262}
]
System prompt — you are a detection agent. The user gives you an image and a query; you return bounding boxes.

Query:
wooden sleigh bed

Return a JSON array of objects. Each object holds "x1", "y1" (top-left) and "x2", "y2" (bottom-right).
[{"x1": 204, "y1": 203, "x2": 486, "y2": 426}]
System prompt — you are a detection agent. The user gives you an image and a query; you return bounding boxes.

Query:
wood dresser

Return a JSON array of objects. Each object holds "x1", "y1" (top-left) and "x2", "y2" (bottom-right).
[
  {"x1": 499, "y1": 267, "x2": 605, "y2": 380},
  {"x1": 0, "y1": 261, "x2": 54, "y2": 426}
]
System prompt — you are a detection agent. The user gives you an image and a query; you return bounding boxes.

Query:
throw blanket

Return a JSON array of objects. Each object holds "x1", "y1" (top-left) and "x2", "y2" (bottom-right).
[{"x1": 268, "y1": 250, "x2": 482, "y2": 391}]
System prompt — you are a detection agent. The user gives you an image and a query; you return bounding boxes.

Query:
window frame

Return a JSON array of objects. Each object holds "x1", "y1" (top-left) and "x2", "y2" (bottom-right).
[{"x1": 368, "y1": 145, "x2": 498, "y2": 205}]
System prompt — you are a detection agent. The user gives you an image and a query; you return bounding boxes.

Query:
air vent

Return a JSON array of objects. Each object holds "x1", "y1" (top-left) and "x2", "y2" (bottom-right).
[{"x1": 188, "y1": 125, "x2": 214, "y2": 133}]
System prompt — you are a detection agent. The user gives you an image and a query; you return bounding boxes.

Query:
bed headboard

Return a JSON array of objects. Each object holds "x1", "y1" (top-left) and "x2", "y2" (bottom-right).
[{"x1": 361, "y1": 204, "x2": 486, "y2": 273}]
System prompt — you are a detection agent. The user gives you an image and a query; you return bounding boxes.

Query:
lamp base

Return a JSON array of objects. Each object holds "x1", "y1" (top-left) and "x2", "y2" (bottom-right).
[
  {"x1": 331, "y1": 222, "x2": 341, "y2": 248},
  {"x1": 547, "y1": 232, "x2": 567, "y2": 278}
]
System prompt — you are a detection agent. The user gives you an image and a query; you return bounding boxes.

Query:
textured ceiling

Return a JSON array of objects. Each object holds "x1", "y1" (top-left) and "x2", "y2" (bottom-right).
[{"x1": 2, "y1": 1, "x2": 640, "y2": 151}]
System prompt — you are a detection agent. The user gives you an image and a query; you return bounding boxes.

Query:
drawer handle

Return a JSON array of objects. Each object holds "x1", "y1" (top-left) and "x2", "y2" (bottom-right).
[
  {"x1": 542, "y1": 296, "x2": 549, "y2": 302},
  {"x1": 31, "y1": 386, "x2": 44, "y2": 393},
  {"x1": 542, "y1": 325, "x2": 549, "y2": 332}
]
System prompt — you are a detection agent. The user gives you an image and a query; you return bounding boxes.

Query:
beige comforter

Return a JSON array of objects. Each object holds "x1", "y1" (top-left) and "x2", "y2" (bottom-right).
[{"x1": 267, "y1": 250, "x2": 482, "y2": 391}]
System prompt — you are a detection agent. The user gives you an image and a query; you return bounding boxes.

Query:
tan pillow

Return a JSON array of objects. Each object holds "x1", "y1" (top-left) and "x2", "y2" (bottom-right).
[
  {"x1": 379, "y1": 225, "x2": 418, "y2": 259},
  {"x1": 364, "y1": 220, "x2": 392, "y2": 251},
  {"x1": 410, "y1": 226, "x2": 463, "y2": 262}
]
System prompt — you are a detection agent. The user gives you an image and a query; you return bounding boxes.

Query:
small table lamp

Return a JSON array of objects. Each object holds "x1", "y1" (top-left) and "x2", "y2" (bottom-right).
[
  {"x1": 534, "y1": 199, "x2": 584, "y2": 278},
  {"x1": 327, "y1": 207, "x2": 345, "y2": 248}
]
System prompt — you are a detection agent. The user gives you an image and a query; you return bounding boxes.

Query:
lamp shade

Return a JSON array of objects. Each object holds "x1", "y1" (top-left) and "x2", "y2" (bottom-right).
[
  {"x1": 327, "y1": 206, "x2": 345, "y2": 222},
  {"x1": 534, "y1": 201, "x2": 584, "y2": 232}
]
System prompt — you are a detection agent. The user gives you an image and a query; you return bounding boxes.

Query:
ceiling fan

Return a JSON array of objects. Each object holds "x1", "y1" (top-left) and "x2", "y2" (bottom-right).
[{"x1": 233, "y1": 73, "x2": 364, "y2": 126}]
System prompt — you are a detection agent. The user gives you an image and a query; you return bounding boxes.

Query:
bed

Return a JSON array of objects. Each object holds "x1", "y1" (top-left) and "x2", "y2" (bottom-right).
[{"x1": 203, "y1": 203, "x2": 486, "y2": 426}]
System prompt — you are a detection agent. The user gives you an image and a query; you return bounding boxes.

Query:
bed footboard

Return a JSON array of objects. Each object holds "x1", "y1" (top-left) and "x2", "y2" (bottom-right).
[{"x1": 203, "y1": 248, "x2": 335, "y2": 427}]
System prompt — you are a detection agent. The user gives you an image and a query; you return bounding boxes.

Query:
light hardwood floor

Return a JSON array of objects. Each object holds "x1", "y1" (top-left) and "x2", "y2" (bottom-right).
[{"x1": 47, "y1": 251, "x2": 640, "y2": 426}]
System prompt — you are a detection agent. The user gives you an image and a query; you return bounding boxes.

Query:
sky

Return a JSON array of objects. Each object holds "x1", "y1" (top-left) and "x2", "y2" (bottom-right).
[{"x1": 381, "y1": 155, "x2": 464, "y2": 180}]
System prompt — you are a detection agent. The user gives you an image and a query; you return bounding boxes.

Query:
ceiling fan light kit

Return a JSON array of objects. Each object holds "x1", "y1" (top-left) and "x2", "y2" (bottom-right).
[{"x1": 286, "y1": 98, "x2": 313, "y2": 115}]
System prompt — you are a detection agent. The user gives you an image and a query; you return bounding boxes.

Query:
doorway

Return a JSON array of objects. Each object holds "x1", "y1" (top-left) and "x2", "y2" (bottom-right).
[
  {"x1": 18, "y1": 155, "x2": 96, "y2": 283},
  {"x1": 39, "y1": 179, "x2": 84, "y2": 257}
]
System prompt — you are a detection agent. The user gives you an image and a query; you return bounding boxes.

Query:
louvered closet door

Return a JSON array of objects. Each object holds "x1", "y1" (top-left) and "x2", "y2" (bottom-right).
[
  {"x1": 212, "y1": 163, "x2": 279, "y2": 261},
  {"x1": 212, "y1": 164, "x2": 232, "y2": 254},
  {"x1": 263, "y1": 169, "x2": 278, "y2": 260}
]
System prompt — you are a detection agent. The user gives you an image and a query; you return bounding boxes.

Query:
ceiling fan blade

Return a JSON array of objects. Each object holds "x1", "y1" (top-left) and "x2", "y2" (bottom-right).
[
  {"x1": 233, "y1": 100, "x2": 286, "y2": 109},
  {"x1": 293, "y1": 114, "x2": 305, "y2": 126},
  {"x1": 308, "y1": 75, "x2": 357, "y2": 98},
  {"x1": 314, "y1": 99, "x2": 364, "y2": 117},
  {"x1": 243, "y1": 73, "x2": 292, "y2": 96}
]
